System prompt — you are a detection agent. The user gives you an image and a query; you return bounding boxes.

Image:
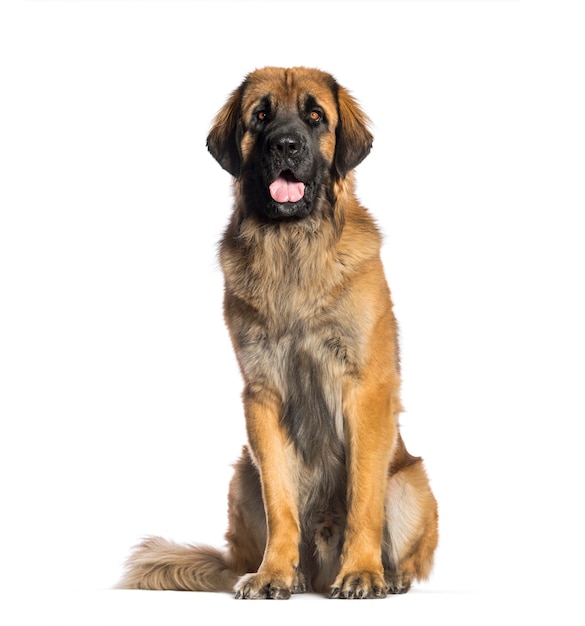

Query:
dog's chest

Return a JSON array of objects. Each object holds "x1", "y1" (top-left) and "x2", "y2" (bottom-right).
[
  {"x1": 222, "y1": 224, "x2": 372, "y2": 466},
  {"x1": 238, "y1": 316, "x2": 357, "y2": 462}
]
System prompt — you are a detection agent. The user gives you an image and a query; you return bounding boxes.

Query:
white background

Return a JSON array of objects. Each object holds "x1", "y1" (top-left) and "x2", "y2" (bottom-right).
[{"x1": 1, "y1": 0, "x2": 584, "y2": 624}]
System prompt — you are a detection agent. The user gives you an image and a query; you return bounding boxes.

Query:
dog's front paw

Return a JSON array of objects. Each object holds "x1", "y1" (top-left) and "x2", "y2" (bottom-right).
[
  {"x1": 330, "y1": 571, "x2": 387, "y2": 599},
  {"x1": 234, "y1": 572, "x2": 292, "y2": 600}
]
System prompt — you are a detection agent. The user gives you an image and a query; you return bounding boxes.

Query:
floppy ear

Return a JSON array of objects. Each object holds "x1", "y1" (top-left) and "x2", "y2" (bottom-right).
[
  {"x1": 207, "y1": 85, "x2": 244, "y2": 178},
  {"x1": 334, "y1": 85, "x2": 374, "y2": 178}
]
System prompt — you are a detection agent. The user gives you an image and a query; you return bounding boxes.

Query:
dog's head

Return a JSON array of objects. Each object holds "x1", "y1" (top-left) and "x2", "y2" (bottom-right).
[{"x1": 207, "y1": 67, "x2": 373, "y2": 220}]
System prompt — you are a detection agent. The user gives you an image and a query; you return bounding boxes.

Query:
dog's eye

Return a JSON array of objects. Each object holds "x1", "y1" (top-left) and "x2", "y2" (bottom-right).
[
  {"x1": 256, "y1": 111, "x2": 268, "y2": 122},
  {"x1": 309, "y1": 110, "x2": 323, "y2": 123}
]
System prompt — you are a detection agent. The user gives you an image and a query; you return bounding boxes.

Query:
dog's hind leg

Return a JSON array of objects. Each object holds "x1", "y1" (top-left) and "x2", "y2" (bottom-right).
[
  {"x1": 223, "y1": 446, "x2": 267, "y2": 579},
  {"x1": 382, "y1": 453, "x2": 438, "y2": 593}
]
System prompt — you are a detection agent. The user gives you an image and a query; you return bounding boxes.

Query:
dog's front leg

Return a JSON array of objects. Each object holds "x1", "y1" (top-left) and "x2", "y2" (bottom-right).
[
  {"x1": 331, "y1": 374, "x2": 398, "y2": 599},
  {"x1": 234, "y1": 386, "x2": 301, "y2": 600}
]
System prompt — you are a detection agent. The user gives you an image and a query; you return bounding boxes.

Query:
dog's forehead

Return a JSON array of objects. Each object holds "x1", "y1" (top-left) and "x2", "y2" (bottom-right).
[{"x1": 241, "y1": 67, "x2": 338, "y2": 116}]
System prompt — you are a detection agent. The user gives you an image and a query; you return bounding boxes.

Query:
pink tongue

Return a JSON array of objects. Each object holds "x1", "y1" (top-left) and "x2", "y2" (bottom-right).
[{"x1": 269, "y1": 176, "x2": 305, "y2": 203}]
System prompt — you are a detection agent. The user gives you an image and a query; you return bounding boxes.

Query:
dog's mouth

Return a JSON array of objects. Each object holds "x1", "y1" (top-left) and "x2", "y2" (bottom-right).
[{"x1": 268, "y1": 170, "x2": 305, "y2": 204}]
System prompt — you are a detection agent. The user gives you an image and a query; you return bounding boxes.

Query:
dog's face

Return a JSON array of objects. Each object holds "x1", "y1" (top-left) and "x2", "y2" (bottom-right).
[{"x1": 207, "y1": 67, "x2": 373, "y2": 221}]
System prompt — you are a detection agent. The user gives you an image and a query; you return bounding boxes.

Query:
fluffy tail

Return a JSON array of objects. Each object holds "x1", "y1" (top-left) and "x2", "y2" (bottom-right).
[{"x1": 116, "y1": 536, "x2": 238, "y2": 592}]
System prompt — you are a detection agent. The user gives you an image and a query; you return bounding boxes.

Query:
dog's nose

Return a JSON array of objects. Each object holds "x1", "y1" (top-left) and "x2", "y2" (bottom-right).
[{"x1": 272, "y1": 133, "x2": 303, "y2": 159}]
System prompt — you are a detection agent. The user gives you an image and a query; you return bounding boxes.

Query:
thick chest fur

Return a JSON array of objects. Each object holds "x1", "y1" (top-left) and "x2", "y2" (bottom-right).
[
  {"x1": 224, "y1": 262, "x2": 364, "y2": 465},
  {"x1": 220, "y1": 212, "x2": 388, "y2": 515},
  {"x1": 221, "y1": 217, "x2": 377, "y2": 399}
]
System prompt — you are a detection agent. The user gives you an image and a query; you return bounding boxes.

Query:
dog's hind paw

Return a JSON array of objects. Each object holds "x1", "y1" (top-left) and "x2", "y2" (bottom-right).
[
  {"x1": 291, "y1": 569, "x2": 307, "y2": 594},
  {"x1": 384, "y1": 572, "x2": 412, "y2": 594}
]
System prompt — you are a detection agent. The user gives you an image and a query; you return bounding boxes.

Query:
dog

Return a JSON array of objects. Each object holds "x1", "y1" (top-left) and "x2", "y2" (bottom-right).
[{"x1": 118, "y1": 66, "x2": 438, "y2": 599}]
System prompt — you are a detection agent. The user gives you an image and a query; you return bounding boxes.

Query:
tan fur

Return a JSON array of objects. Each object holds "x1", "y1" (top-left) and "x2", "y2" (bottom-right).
[{"x1": 118, "y1": 67, "x2": 438, "y2": 599}]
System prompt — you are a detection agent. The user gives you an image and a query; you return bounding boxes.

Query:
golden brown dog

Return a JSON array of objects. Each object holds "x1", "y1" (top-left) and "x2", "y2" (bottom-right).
[{"x1": 118, "y1": 67, "x2": 438, "y2": 599}]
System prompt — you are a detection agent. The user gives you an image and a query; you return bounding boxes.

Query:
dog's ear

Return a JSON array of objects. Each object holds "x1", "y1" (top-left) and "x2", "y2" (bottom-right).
[
  {"x1": 207, "y1": 85, "x2": 244, "y2": 178},
  {"x1": 334, "y1": 85, "x2": 373, "y2": 179}
]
